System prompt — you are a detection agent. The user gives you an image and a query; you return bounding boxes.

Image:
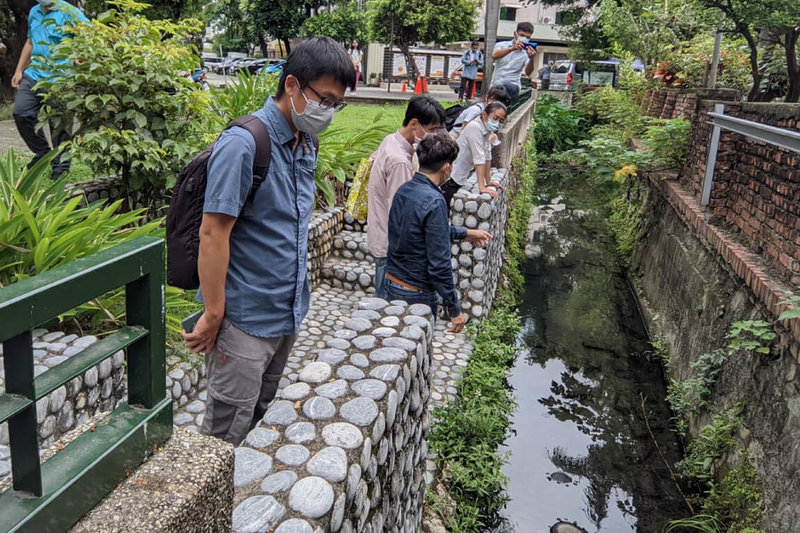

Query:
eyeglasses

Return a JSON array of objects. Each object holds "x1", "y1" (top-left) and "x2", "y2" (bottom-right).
[{"x1": 304, "y1": 83, "x2": 347, "y2": 112}]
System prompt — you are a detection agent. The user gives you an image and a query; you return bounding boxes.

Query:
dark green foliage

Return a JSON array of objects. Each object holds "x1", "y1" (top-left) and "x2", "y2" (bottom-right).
[
  {"x1": 427, "y1": 129, "x2": 538, "y2": 532},
  {"x1": 703, "y1": 452, "x2": 765, "y2": 532},
  {"x1": 533, "y1": 95, "x2": 587, "y2": 155}
]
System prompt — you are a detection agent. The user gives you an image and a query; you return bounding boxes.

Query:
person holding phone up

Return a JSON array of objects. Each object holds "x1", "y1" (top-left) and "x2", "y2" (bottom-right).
[{"x1": 489, "y1": 21, "x2": 537, "y2": 100}]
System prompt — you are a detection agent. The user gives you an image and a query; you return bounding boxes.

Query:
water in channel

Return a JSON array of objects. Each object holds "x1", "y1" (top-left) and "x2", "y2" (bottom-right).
[{"x1": 495, "y1": 171, "x2": 688, "y2": 533}]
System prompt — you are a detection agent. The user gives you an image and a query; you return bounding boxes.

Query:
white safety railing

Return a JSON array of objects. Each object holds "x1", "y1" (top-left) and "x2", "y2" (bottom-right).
[{"x1": 701, "y1": 103, "x2": 800, "y2": 205}]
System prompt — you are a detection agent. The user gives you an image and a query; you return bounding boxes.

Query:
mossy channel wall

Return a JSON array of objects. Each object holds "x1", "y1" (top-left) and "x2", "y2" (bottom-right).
[{"x1": 632, "y1": 92, "x2": 800, "y2": 530}]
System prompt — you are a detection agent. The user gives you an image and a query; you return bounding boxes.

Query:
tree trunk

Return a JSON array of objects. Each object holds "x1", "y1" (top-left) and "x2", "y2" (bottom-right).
[
  {"x1": 0, "y1": 0, "x2": 32, "y2": 97},
  {"x1": 740, "y1": 24, "x2": 763, "y2": 101},
  {"x1": 258, "y1": 35, "x2": 269, "y2": 59},
  {"x1": 785, "y1": 28, "x2": 800, "y2": 103},
  {"x1": 398, "y1": 43, "x2": 419, "y2": 84},
  {"x1": 283, "y1": 38, "x2": 292, "y2": 56}
]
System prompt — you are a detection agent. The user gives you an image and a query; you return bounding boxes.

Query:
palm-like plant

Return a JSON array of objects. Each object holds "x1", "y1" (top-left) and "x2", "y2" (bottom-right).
[{"x1": 0, "y1": 148, "x2": 160, "y2": 286}]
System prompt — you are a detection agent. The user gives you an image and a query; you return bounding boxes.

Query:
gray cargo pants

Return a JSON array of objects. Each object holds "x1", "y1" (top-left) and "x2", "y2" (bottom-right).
[{"x1": 201, "y1": 319, "x2": 297, "y2": 446}]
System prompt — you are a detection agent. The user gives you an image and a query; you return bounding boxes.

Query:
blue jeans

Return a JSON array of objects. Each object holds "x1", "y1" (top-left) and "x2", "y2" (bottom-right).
[
  {"x1": 373, "y1": 257, "x2": 388, "y2": 300},
  {"x1": 384, "y1": 278, "x2": 438, "y2": 318}
]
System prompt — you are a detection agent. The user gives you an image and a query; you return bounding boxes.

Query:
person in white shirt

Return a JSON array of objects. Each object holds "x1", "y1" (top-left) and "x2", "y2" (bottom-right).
[
  {"x1": 348, "y1": 40, "x2": 363, "y2": 92},
  {"x1": 451, "y1": 85, "x2": 510, "y2": 136},
  {"x1": 490, "y1": 22, "x2": 536, "y2": 100},
  {"x1": 442, "y1": 102, "x2": 507, "y2": 206}
]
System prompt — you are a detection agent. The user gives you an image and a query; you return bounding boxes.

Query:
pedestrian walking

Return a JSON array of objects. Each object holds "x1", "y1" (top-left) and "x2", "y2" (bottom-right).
[
  {"x1": 182, "y1": 37, "x2": 355, "y2": 446},
  {"x1": 12, "y1": 0, "x2": 87, "y2": 179},
  {"x1": 538, "y1": 60, "x2": 554, "y2": 90},
  {"x1": 458, "y1": 41, "x2": 484, "y2": 103},
  {"x1": 348, "y1": 40, "x2": 363, "y2": 92},
  {"x1": 490, "y1": 22, "x2": 536, "y2": 100},
  {"x1": 385, "y1": 133, "x2": 491, "y2": 332}
]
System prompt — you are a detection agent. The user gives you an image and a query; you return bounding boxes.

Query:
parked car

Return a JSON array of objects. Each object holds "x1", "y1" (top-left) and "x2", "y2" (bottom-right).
[
  {"x1": 448, "y1": 65, "x2": 484, "y2": 94},
  {"x1": 260, "y1": 59, "x2": 286, "y2": 76},
  {"x1": 548, "y1": 60, "x2": 618, "y2": 90},
  {"x1": 245, "y1": 58, "x2": 268, "y2": 74},
  {"x1": 202, "y1": 56, "x2": 223, "y2": 71}
]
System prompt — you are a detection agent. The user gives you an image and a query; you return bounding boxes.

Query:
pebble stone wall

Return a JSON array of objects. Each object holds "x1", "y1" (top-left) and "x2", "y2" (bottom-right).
[
  {"x1": 229, "y1": 298, "x2": 435, "y2": 533},
  {"x1": 307, "y1": 208, "x2": 345, "y2": 289},
  {"x1": 0, "y1": 330, "x2": 127, "y2": 482},
  {"x1": 448, "y1": 168, "x2": 509, "y2": 320}
]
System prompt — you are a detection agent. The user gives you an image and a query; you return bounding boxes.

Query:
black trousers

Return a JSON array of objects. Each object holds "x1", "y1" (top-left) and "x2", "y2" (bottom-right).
[
  {"x1": 13, "y1": 74, "x2": 72, "y2": 179},
  {"x1": 458, "y1": 77, "x2": 476, "y2": 100}
]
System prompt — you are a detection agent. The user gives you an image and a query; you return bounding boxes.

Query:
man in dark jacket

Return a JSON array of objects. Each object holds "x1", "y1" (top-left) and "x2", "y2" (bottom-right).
[{"x1": 384, "y1": 133, "x2": 491, "y2": 332}]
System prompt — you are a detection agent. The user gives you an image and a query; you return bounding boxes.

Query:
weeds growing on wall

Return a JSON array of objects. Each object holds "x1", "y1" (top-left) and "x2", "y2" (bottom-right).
[{"x1": 427, "y1": 128, "x2": 537, "y2": 532}]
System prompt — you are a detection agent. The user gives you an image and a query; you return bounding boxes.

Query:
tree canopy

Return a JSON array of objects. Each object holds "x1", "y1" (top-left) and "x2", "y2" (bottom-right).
[{"x1": 367, "y1": 0, "x2": 479, "y2": 80}]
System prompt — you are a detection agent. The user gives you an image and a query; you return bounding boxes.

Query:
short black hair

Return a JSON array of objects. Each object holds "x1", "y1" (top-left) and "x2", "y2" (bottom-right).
[
  {"x1": 471, "y1": 40, "x2": 479, "y2": 46},
  {"x1": 484, "y1": 101, "x2": 508, "y2": 117},
  {"x1": 516, "y1": 22, "x2": 534, "y2": 34},
  {"x1": 402, "y1": 95, "x2": 446, "y2": 128},
  {"x1": 487, "y1": 85, "x2": 510, "y2": 106},
  {"x1": 277, "y1": 37, "x2": 356, "y2": 98},
  {"x1": 417, "y1": 133, "x2": 459, "y2": 173}
]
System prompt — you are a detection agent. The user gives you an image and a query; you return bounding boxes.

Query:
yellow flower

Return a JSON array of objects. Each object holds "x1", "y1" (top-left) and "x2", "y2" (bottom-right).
[{"x1": 613, "y1": 164, "x2": 638, "y2": 182}]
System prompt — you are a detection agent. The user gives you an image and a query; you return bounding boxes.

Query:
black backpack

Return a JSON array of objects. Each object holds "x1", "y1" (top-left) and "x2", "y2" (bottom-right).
[
  {"x1": 166, "y1": 115, "x2": 318, "y2": 290},
  {"x1": 444, "y1": 104, "x2": 466, "y2": 131}
]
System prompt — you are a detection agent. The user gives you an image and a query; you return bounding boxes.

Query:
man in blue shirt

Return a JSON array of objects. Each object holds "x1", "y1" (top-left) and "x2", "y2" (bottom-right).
[
  {"x1": 12, "y1": 0, "x2": 87, "y2": 179},
  {"x1": 182, "y1": 37, "x2": 356, "y2": 445},
  {"x1": 458, "y1": 40, "x2": 484, "y2": 103},
  {"x1": 385, "y1": 134, "x2": 492, "y2": 333}
]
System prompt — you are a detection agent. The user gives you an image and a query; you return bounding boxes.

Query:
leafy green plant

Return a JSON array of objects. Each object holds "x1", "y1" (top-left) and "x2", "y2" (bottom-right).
[
  {"x1": 676, "y1": 405, "x2": 742, "y2": 485},
  {"x1": 208, "y1": 69, "x2": 279, "y2": 129},
  {"x1": 315, "y1": 114, "x2": 392, "y2": 206},
  {"x1": 641, "y1": 118, "x2": 692, "y2": 170},
  {"x1": 0, "y1": 148, "x2": 160, "y2": 286},
  {"x1": 727, "y1": 321, "x2": 776, "y2": 355},
  {"x1": 702, "y1": 451, "x2": 764, "y2": 532},
  {"x1": 574, "y1": 86, "x2": 651, "y2": 139},
  {"x1": 38, "y1": 0, "x2": 209, "y2": 196},
  {"x1": 554, "y1": 137, "x2": 640, "y2": 184},
  {"x1": 427, "y1": 131, "x2": 537, "y2": 532},
  {"x1": 533, "y1": 95, "x2": 587, "y2": 155},
  {"x1": 609, "y1": 194, "x2": 644, "y2": 260},
  {"x1": 777, "y1": 294, "x2": 800, "y2": 321}
]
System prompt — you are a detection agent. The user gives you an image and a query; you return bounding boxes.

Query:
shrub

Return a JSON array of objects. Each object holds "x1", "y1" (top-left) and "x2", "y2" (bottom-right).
[
  {"x1": 533, "y1": 95, "x2": 587, "y2": 155},
  {"x1": 641, "y1": 118, "x2": 692, "y2": 170},
  {"x1": 38, "y1": 0, "x2": 209, "y2": 198},
  {"x1": 574, "y1": 86, "x2": 652, "y2": 140}
]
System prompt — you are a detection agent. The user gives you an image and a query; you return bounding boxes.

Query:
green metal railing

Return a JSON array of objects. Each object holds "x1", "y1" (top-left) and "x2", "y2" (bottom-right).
[
  {"x1": 508, "y1": 88, "x2": 533, "y2": 115},
  {"x1": 0, "y1": 237, "x2": 172, "y2": 533}
]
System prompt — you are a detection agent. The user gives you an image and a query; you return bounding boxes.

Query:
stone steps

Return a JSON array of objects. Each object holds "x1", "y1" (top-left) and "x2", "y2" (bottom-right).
[
  {"x1": 331, "y1": 230, "x2": 371, "y2": 262},
  {"x1": 319, "y1": 256, "x2": 375, "y2": 291}
]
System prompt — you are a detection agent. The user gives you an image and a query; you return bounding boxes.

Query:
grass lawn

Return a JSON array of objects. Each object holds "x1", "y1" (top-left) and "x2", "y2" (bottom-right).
[{"x1": 328, "y1": 103, "x2": 406, "y2": 141}]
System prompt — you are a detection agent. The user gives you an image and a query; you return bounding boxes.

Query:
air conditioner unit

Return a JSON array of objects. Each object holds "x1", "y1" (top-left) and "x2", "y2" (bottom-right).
[{"x1": 543, "y1": 17, "x2": 550, "y2": 23}]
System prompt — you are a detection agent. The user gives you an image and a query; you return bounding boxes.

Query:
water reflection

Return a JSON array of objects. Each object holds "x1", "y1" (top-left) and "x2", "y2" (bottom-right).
[{"x1": 495, "y1": 175, "x2": 687, "y2": 533}]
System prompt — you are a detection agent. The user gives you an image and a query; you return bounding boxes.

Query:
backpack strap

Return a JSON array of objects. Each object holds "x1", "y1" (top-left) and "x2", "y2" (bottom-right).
[{"x1": 227, "y1": 115, "x2": 272, "y2": 203}]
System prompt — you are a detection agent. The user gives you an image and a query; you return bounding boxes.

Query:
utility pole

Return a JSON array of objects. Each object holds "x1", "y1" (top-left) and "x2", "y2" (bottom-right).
[{"x1": 483, "y1": 0, "x2": 500, "y2": 96}]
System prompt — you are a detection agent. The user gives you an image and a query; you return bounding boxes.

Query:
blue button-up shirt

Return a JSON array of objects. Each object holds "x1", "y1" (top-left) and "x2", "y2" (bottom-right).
[
  {"x1": 25, "y1": 1, "x2": 88, "y2": 81},
  {"x1": 461, "y1": 49, "x2": 484, "y2": 81},
  {"x1": 201, "y1": 97, "x2": 316, "y2": 338},
  {"x1": 386, "y1": 173, "x2": 468, "y2": 317}
]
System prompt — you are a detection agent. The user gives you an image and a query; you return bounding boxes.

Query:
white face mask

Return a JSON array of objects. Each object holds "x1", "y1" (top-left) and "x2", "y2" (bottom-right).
[
  {"x1": 516, "y1": 35, "x2": 530, "y2": 44},
  {"x1": 290, "y1": 90, "x2": 335, "y2": 134}
]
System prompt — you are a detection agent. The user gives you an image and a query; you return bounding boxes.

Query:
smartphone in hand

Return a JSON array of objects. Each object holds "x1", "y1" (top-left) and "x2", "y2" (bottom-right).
[{"x1": 182, "y1": 310, "x2": 203, "y2": 333}]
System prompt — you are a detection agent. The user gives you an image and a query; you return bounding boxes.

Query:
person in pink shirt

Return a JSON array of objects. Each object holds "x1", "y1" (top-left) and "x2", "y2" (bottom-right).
[{"x1": 367, "y1": 95, "x2": 490, "y2": 299}]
